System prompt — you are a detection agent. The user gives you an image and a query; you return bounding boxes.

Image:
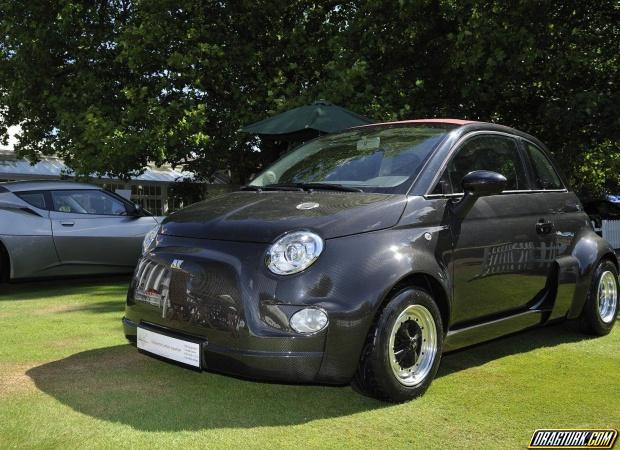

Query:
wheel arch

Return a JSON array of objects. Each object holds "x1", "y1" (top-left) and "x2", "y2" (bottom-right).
[
  {"x1": 378, "y1": 272, "x2": 451, "y2": 334},
  {"x1": 566, "y1": 229, "x2": 619, "y2": 319},
  {"x1": 601, "y1": 252, "x2": 619, "y2": 271}
]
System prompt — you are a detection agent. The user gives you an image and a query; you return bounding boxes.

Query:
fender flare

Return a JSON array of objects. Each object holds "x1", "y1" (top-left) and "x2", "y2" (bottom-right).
[{"x1": 566, "y1": 229, "x2": 618, "y2": 319}]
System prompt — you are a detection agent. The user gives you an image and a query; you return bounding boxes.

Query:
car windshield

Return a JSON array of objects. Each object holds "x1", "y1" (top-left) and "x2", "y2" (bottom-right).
[{"x1": 248, "y1": 124, "x2": 455, "y2": 194}]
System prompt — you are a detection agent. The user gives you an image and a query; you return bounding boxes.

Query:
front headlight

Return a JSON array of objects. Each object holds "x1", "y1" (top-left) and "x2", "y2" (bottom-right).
[
  {"x1": 142, "y1": 225, "x2": 160, "y2": 254},
  {"x1": 266, "y1": 231, "x2": 324, "y2": 275}
]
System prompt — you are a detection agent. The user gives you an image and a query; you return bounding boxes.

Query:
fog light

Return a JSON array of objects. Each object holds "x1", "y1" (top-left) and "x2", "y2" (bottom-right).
[{"x1": 290, "y1": 308, "x2": 328, "y2": 334}]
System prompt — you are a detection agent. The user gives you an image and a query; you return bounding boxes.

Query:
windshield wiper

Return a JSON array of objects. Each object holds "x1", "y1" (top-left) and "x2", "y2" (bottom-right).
[
  {"x1": 296, "y1": 183, "x2": 363, "y2": 192},
  {"x1": 263, "y1": 182, "x2": 363, "y2": 192},
  {"x1": 242, "y1": 183, "x2": 363, "y2": 193},
  {"x1": 240, "y1": 184, "x2": 304, "y2": 192}
]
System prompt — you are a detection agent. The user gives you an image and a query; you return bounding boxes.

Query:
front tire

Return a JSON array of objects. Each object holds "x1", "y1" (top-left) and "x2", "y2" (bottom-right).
[
  {"x1": 579, "y1": 260, "x2": 619, "y2": 336},
  {"x1": 353, "y1": 288, "x2": 443, "y2": 403}
]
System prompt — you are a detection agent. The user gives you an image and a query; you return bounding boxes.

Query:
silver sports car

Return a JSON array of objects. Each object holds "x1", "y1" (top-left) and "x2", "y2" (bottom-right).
[{"x1": 0, "y1": 180, "x2": 163, "y2": 281}]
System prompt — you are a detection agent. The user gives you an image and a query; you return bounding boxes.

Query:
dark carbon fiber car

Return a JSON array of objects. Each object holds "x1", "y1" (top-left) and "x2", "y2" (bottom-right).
[{"x1": 123, "y1": 119, "x2": 618, "y2": 402}]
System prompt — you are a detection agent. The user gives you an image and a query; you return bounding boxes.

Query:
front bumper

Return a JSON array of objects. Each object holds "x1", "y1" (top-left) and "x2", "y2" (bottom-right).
[
  {"x1": 123, "y1": 234, "x2": 380, "y2": 385},
  {"x1": 123, "y1": 316, "x2": 326, "y2": 383}
]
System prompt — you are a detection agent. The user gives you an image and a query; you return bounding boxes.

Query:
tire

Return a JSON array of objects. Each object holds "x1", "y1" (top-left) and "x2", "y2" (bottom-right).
[
  {"x1": 0, "y1": 245, "x2": 8, "y2": 283},
  {"x1": 353, "y1": 287, "x2": 443, "y2": 403},
  {"x1": 579, "y1": 260, "x2": 619, "y2": 336}
]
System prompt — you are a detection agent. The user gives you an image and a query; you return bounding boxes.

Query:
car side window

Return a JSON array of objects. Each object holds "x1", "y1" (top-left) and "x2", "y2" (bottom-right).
[
  {"x1": 524, "y1": 142, "x2": 563, "y2": 190},
  {"x1": 51, "y1": 190, "x2": 128, "y2": 216},
  {"x1": 440, "y1": 135, "x2": 527, "y2": 194},
  {"x1": 16, "y1": 192, "x2": 47, "y2": 209}
]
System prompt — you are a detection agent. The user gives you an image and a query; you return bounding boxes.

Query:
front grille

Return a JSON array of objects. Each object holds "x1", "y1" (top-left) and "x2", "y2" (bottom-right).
[
  {"x1": 134, "y1": 259, "x2": 171, "y2": 306},
  {"x1": 132, "y1": 256, "x2": 243, "y2": 333}
]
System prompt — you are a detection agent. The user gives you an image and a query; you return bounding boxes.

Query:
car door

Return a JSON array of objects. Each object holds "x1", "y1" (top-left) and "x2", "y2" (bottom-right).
[
  {"x1": 48, "y1": 189, "x2": 158, "y2": 269},
  {"x1": 521, "y1": 139, "x2": 587, "y2": 264},
  {"x1": 440, "y1": 133, "x2": 557, "y2": 325},
  {"x1": 1, "y1": 190, "x2": 60, "y2": 278}
]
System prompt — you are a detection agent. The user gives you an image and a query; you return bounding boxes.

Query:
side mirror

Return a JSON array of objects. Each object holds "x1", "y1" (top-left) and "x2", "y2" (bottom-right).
[
  {"x1": 451, "y1": 170, "x2": 507, "y2": 219},
  {"x1": 132, "y1": 203, "x2": 143, "y2": 217},
  {"x1": 462, "y1": 170, "x2": 507, "y2": 196}
]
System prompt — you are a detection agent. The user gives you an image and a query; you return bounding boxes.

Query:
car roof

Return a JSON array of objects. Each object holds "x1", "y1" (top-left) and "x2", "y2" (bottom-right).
[
  {"x1": 0, "y1": 180, "x2": 100, "y2": 192},
  {"x1": 352, "y1": 118, "x2": 547, "y2": 149},
  {"x1": 353, "y1": 118, "x2": 479, "y2": 128}
]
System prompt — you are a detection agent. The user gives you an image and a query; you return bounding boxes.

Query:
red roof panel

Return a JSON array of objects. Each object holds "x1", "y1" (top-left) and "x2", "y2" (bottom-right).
[{"x1": 354, "y1": 118, "x2": 478, "y2": 129}]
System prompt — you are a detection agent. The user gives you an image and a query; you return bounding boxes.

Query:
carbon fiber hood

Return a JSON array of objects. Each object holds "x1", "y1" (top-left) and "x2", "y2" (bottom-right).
[{"x1": 160, "y1": 191, "x2": 407, "y2": 242}]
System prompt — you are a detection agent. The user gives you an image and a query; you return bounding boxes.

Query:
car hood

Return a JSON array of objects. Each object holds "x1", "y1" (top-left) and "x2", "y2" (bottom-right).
[{"x1": 160, "y1": 191, "x2": 407, "y2": 243}]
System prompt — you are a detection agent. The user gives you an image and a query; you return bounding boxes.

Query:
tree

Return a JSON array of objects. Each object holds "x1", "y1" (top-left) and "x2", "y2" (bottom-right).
[
  {"x1": 314, "y1": 0, "x2": 619, "y2": 194},
  {"x1": 0, "y1": 0, "x2": 337, "y2": 182},
  {"x1": 1, "y1": 0, "x2": 618, "y2": 194}
]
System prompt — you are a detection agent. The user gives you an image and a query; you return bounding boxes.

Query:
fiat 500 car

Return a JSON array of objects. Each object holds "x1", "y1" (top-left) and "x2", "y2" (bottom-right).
[{"x1": 123, "y1": 119, "x2": 619, "y2": 402}]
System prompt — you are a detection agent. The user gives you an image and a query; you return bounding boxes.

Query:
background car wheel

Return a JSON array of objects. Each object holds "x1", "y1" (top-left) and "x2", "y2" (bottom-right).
[
  {"x1": 579, "y1": 260, "x2": 619, "y2": 336},
  {"x1": 0, "y1": 244, "x2": 9, "y2": 283},
  {"x1": 353, "y1": 287, "x2": 443, "y2": 403}
]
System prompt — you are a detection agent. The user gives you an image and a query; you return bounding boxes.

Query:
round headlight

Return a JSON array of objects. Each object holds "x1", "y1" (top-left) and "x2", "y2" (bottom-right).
[
  {"x1": 266, "y1": 231, "x2": 324, "y2": 275},
  {"x1": 290, "y1": 308, "x2": 329, "y2": 333},
  {"x1": 142, "y1": 225, "x2": 160, "y2": 254}
]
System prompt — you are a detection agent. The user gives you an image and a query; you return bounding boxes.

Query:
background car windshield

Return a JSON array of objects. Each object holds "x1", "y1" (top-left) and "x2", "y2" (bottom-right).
[{"x1": 249, "y1": 125, "x2": 454, "y2": 193}]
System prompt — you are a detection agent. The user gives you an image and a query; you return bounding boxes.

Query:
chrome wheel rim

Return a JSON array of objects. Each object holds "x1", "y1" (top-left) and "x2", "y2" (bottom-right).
[
  {"x1": 388, "y1": 304, "x2": 437, "y2": 387},
  {"x1": 597, "y1": 271, "x2": 618, "y2": 324}
]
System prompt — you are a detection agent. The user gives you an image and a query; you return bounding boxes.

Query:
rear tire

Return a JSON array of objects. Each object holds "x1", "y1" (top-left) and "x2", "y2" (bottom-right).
[
  {"x1": 353, "y1": 288, "x2": 443, "y2": 403},
  {"x1": 579, "y1": 260, "x2": 618, "y2": 336},
  {"x1": 0, "y1": 243, "x2": 9, "y2": 283}
]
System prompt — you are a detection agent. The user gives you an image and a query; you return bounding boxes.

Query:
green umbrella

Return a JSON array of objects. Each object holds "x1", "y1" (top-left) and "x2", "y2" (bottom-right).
[{"x1": 241, "y1": 100, "x2": 373, "y2": 141}]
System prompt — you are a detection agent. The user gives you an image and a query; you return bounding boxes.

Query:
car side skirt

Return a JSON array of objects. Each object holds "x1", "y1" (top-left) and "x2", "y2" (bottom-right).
[{"x1": 444, "y1": 309, "x2": 545, "y2": 352}]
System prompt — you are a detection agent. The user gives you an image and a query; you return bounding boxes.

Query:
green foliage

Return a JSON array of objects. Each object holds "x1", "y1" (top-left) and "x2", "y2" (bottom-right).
[
  {"x1": 0, "y1": 0, "x2": 618, "y2": 192},
  {"x1": 576, "y1": 140, "x2": 620, "y2": 197}
]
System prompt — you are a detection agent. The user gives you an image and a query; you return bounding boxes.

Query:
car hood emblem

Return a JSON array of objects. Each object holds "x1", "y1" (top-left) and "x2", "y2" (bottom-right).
[
  {"x1": 296, "y1": 202, "x2": 319, "y2": 210},
  {"x1": 170, "y1": 259, "x2": 184, "y2": 270}
]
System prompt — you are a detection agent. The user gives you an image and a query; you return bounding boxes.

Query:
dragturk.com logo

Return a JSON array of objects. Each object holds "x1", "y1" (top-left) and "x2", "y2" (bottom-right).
[{"x1": 529, "y1": 429, "x2": 618, "y2": 449}]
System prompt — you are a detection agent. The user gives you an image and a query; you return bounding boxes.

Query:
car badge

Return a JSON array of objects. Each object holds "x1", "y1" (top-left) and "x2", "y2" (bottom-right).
[
  {"x1": 296, "y1": 202, "x2": 320, "y2": 210},
  {"x1": 170, "y1": 259, "x2": 184, "y2": 270}
]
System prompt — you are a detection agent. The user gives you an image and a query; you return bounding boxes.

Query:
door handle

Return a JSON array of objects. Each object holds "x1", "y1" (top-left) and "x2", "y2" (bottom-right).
[
  {"x1": 536, "y1": 219, "x2": 554, "y2": 235},
  {"x1": 60, "y1": 221, "x2": 75, "y2": 227}
]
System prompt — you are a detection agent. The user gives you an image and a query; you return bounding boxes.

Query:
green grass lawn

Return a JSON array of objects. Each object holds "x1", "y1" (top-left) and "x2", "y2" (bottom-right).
[{"x1": 0, "y1": 279, "x2": 618, "y2": 449}]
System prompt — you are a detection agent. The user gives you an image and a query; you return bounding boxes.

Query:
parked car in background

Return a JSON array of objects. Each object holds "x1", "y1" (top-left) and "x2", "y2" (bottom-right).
[
  {"x1": 606, "y1": 194, "x2": 620, "y2": 203},
  {"x1": 123, "y1": 119, "x2": 618, "y2": 403},
  {"x1": 0, "y1": 181, "x2": 163, "y2": 281}
]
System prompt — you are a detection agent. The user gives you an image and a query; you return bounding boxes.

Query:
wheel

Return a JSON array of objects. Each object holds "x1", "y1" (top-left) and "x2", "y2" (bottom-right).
[
  {"x1": 0, "y1": 247, "x2": 8, "y2": 283},
  {"x1": 579, "y1": 260, "x2": 619, "y2": 336},
  {"x1": 353, "y1": 287, "x2": 443, "y2": 403}
]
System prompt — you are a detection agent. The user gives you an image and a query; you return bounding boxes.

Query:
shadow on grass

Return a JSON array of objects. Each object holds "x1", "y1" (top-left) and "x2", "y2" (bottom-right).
[
  {"x1": 27, "y1": 322, "x2": 593, "y2": 431},
  {"x1": 0, "y1": 276, "x2": 131, "y2": 301},
  {"x1": 57, "y1": 300, "x2": 126, "y2": 314},
  {"x1": 438, "y1": 322, "x2": 591, "y2": 377},
  {"x1": 27, "y1": 345, "x2": 385, "y2": 431}
]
